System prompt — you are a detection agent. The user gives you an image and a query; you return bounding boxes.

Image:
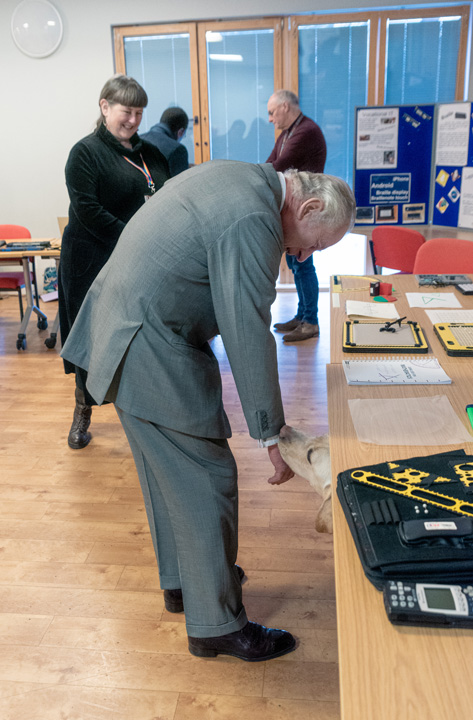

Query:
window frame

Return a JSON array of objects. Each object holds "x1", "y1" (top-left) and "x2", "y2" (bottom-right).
[
  {"x1": 113, "y1": 6, "x2": 470, "y2": 165},
  {"x1": 377, "y1": 5, "x2": 470, "y2": 104}
]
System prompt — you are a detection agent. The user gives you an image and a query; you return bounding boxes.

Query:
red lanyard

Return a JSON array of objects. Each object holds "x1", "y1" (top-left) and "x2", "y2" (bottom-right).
[{"x1": 123, "y1": 154, "x2": 156, "y2": 194}]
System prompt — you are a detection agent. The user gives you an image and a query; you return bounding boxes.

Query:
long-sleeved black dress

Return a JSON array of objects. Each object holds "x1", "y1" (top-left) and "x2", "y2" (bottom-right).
[{"x1": 59, "y1": 122, "x2": 170, "y2": 376}]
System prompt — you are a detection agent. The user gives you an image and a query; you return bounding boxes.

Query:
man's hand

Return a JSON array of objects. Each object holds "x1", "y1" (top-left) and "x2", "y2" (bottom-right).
[{"x1": 267, "y1": 443, "x2": 294, "y2": 485}]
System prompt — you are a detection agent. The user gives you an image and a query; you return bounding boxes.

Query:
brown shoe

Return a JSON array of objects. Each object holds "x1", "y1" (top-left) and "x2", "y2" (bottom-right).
[
  {"x1": 273, "y1": 317, "x2": 301, "y2": 332},
  {"x1": 283, "y1": 322, "x2": 319, "y2": 342}
]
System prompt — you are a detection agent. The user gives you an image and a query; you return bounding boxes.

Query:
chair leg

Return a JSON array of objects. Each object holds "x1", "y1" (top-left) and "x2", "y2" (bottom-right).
[{"x1": 369, "y1": 239, "x2": 380, "y2": 275}]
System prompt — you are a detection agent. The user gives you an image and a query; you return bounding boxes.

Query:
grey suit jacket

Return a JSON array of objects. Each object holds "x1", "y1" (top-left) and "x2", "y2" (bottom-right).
[{"x1": 61, "y1": 160, "x2": 285, "y2": 440}]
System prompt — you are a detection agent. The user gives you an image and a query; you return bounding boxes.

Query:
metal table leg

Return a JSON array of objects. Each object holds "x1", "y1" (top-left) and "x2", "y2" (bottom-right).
[
  {"x1": 45, "y1": 257, "x2": 59, "y2": 349},
  {"x1": 16, "y1": 257, "x2": 48, "y2": 350}
]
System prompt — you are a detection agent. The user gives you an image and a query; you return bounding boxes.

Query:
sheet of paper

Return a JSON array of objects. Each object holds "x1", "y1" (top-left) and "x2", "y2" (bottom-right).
[
  {"x1": 458, "y1": 167, "x2": 473, "y2": 230},
  {"x1": 405, "y1": 292, "x2": 463, "y2": 309},
  {"x1": 40, "y1": 290, "x2": 58, "y2": 302},
  {"x1": 356, "y1": 107, "x2": 399, "y2": 169},
  {"x1": 348, "y1": 395, "x2": 473, "y2": 446},
  {"x1": 425, "y1": 309, "x2": 473, "y2": 324},
  {"x1": 435, "y1": 103, "x2": 470, "y2": 167},
  {"x1": 345, "y1": 299, "x2": 400, "y2": 320}
]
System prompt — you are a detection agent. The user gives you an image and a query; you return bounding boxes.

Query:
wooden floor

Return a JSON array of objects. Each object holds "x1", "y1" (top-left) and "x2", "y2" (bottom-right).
[{"x1": 0, "y1": 290, "x2": 338, "y2": 720}]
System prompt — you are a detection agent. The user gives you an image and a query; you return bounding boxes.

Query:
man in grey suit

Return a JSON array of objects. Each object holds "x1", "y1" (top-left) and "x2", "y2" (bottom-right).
[{"x1": 61, "y1": 160, "x2": 355, "y2": 662}]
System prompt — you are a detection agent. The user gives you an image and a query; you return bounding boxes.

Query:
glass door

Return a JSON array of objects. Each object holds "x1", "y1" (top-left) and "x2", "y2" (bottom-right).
[
  {"x1": 291, "y1": 13, "x2": 378, "y2": 188},
  {"x1": 114, "y1": 23, "x2": 202, "y2": 164},
  {"x1": 198, "y1": 18, "x2": 282, "y2": 163},
  {"x1": 290, "y1": 14, "x2": 377, "y2": 285}
]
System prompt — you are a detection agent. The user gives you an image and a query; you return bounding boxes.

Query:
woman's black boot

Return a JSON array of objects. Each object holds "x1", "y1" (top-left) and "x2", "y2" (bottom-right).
[{"x1": 68, "y1": 387, "x2": 92, "y2": 449}]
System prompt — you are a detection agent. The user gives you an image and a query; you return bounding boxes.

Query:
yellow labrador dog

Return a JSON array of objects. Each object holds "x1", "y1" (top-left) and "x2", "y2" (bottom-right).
[{"x1": 278, "y1": 426, "x2": 332, "y2": 534}]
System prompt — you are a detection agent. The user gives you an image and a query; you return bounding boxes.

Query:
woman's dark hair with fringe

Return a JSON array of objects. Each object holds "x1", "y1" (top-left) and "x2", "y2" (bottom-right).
[{"x1": 96, "y1": 74, "x2": 148, "y2": 129}]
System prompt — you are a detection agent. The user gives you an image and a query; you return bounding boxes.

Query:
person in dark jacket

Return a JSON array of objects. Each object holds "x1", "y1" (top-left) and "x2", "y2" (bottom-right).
[
  {"x1": 141, "y1": 106, "x2": 190, "y2": 177},
  {"x1": 58, "y1": 74, "x2": 170, "y2": 450}
]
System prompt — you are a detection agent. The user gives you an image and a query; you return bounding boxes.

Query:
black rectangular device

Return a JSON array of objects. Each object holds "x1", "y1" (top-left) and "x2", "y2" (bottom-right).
[
  {"x1": 416, "y1": 274, "x2": 471, "y2": 287},
  {"x1": 384, "y1": 580, "x2": 473, "y2": 628}
]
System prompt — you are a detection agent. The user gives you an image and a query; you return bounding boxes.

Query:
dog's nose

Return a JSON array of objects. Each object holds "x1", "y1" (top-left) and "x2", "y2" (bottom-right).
[{"x1": 278, "y1": 425, "x2": 293, "y2": 439}]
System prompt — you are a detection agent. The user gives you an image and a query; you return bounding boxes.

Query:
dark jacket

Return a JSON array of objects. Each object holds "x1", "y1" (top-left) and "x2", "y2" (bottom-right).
[{"x1": 141, "y1": 123, "x2": 189, "y2": 177}]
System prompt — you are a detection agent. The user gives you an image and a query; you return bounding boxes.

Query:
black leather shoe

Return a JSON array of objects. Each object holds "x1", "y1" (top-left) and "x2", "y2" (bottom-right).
[
  {"x1": 273, "y1": 317, "x2": 301, "y2": 332},
  {"x1": 164, "y1": 565, "x2": 245, "y2": 614},
  {"x1": 163, "y1": 588, "x2": 184, "y2": 613},
  {"x1": 188, "y1": 620, "x2": 296, "y2": 661}
]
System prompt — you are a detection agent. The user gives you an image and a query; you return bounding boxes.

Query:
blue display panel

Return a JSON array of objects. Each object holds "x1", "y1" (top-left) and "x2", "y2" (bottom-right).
[{"x1": 354, "y1": 104, "x2": 435, "y2": 226}]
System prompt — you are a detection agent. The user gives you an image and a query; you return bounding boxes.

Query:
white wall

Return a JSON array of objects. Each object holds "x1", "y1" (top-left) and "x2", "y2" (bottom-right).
[{"x1": 1, "y1": 0, "x2": 471, "y2": 237}]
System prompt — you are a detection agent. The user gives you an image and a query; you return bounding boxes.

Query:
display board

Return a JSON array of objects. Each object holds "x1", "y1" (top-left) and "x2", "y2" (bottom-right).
[
  {"x1": 354, "y1": 104, "x2": 435, "y2": 227},
  {"x1": 432, "y1": 102, "x2": 473, "y2": 229},
  {"x1": 354, "y1": 101, "x2": 473, "y2": 230}
]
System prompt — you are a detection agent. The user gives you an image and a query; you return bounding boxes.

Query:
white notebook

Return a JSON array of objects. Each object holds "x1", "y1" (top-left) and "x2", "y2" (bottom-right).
[
  {"x1": 345, "y1": 300, "x2": 400, "y2": 321},
  {"x1": 342, "y1": 356, "x2": 452, "y2": 385}
]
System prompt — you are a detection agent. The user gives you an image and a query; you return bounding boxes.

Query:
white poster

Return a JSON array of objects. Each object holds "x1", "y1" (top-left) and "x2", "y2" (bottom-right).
[
  {"x1": 356, "y1": 107, "x2": 399, "y2": 169},
  {"x1": 435, "y1": 102, "x2": 470, "y2": 167},
  {"x1": 458, "y1": 167, "x2": 473, "y2": 229}
]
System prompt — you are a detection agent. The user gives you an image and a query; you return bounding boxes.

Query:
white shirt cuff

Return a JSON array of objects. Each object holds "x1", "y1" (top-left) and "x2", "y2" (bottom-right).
[{"x1": 257, "y1": 434, "x2": 280, "y2": 448}]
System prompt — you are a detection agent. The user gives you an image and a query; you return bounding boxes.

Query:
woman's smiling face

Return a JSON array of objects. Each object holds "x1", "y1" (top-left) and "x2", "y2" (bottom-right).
[{"x1": 100, "y1": 100, "x2": 144, "y2": 147}]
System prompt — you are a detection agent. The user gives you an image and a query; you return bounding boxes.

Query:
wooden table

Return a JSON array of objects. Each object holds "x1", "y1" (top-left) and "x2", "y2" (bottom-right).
[
  {"x1": 0, "y1": 240, "x2": 60, "y2": 350},
  {"x1": 327, "y1": 274, "x2": 473, "y2": 720}
]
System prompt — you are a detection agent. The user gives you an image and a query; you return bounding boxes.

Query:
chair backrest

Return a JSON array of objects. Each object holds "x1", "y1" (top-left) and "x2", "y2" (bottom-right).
[
  {"x1": 0, "y1": 224, "x2": 31, "y2": 240},
  {"x1": 57, "y1": 217, "x2": 68, "y2": 237},
  {"x1": 413, "y1": 237, "x2": 473, "y2": 274},
  {"x1": 370, "y1": 226, "x2": 426, "y2": 274}
]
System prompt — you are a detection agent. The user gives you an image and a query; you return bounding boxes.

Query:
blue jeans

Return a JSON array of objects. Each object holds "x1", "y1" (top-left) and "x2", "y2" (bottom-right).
[{"x1": 286, "y1": 254, "x2": 319, "y2": 325}]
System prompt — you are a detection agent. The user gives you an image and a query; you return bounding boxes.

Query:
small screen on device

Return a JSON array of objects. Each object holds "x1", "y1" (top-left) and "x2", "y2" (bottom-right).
[{"x1": 424, "y1": 587, "x2": 456, "y2": 611}]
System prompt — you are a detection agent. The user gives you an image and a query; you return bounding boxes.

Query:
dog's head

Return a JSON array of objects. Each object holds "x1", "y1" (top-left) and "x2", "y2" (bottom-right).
[{"x1": 278, "y1": 426, "x2": 332, "y2": 534}]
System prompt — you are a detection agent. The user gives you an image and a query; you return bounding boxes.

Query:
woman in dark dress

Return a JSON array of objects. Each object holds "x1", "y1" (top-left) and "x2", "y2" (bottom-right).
[{"x1": 59, "y1": 74, "x2": 170, "y2": 449}]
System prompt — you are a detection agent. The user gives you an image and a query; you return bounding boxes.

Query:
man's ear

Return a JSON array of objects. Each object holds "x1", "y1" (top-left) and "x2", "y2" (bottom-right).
[{"x1": 298, "y1": 197, "x2": 324, "y2": 219}]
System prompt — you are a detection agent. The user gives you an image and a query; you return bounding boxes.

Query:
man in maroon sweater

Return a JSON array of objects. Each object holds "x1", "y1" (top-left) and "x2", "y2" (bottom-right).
[{"x1": 266, "y1": 90, "x2": 327, "y2": 342}]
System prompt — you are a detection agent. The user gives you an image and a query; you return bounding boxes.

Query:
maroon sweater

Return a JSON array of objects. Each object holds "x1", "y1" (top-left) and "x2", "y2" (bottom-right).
[{"x1": 266, "y1": 113, "x2": 326, "y2": 173}]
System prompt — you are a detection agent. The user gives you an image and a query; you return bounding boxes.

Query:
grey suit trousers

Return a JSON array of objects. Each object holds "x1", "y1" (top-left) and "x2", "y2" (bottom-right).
[{"x1": 115, "y1": 406, "x2": 248, "y2": 638}]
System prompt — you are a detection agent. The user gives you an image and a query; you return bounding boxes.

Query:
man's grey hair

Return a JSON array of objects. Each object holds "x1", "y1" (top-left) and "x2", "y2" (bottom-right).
[
  {"x1": 284, "y1": 169, "x2": 356, "y2": 231},
  {"x1": 272, "y1": 89, "x2": 300, "y2": 108}
]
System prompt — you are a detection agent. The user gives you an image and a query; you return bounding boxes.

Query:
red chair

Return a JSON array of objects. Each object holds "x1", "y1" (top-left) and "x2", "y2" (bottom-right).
[
  {"x1": 370, "y1": 226, "x2": 426, "y2": 274},
  {"x1": 413, "y1": 237, "x2": 473, "y2": 274},
  {"x1": 0, "y1": 224, "x2": 39, "y2": 318}
]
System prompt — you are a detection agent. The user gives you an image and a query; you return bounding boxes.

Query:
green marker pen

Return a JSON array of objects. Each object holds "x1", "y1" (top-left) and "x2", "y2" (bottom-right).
[{"x1": 466, "y1": 404, "x2": 473, "y2": 433}]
